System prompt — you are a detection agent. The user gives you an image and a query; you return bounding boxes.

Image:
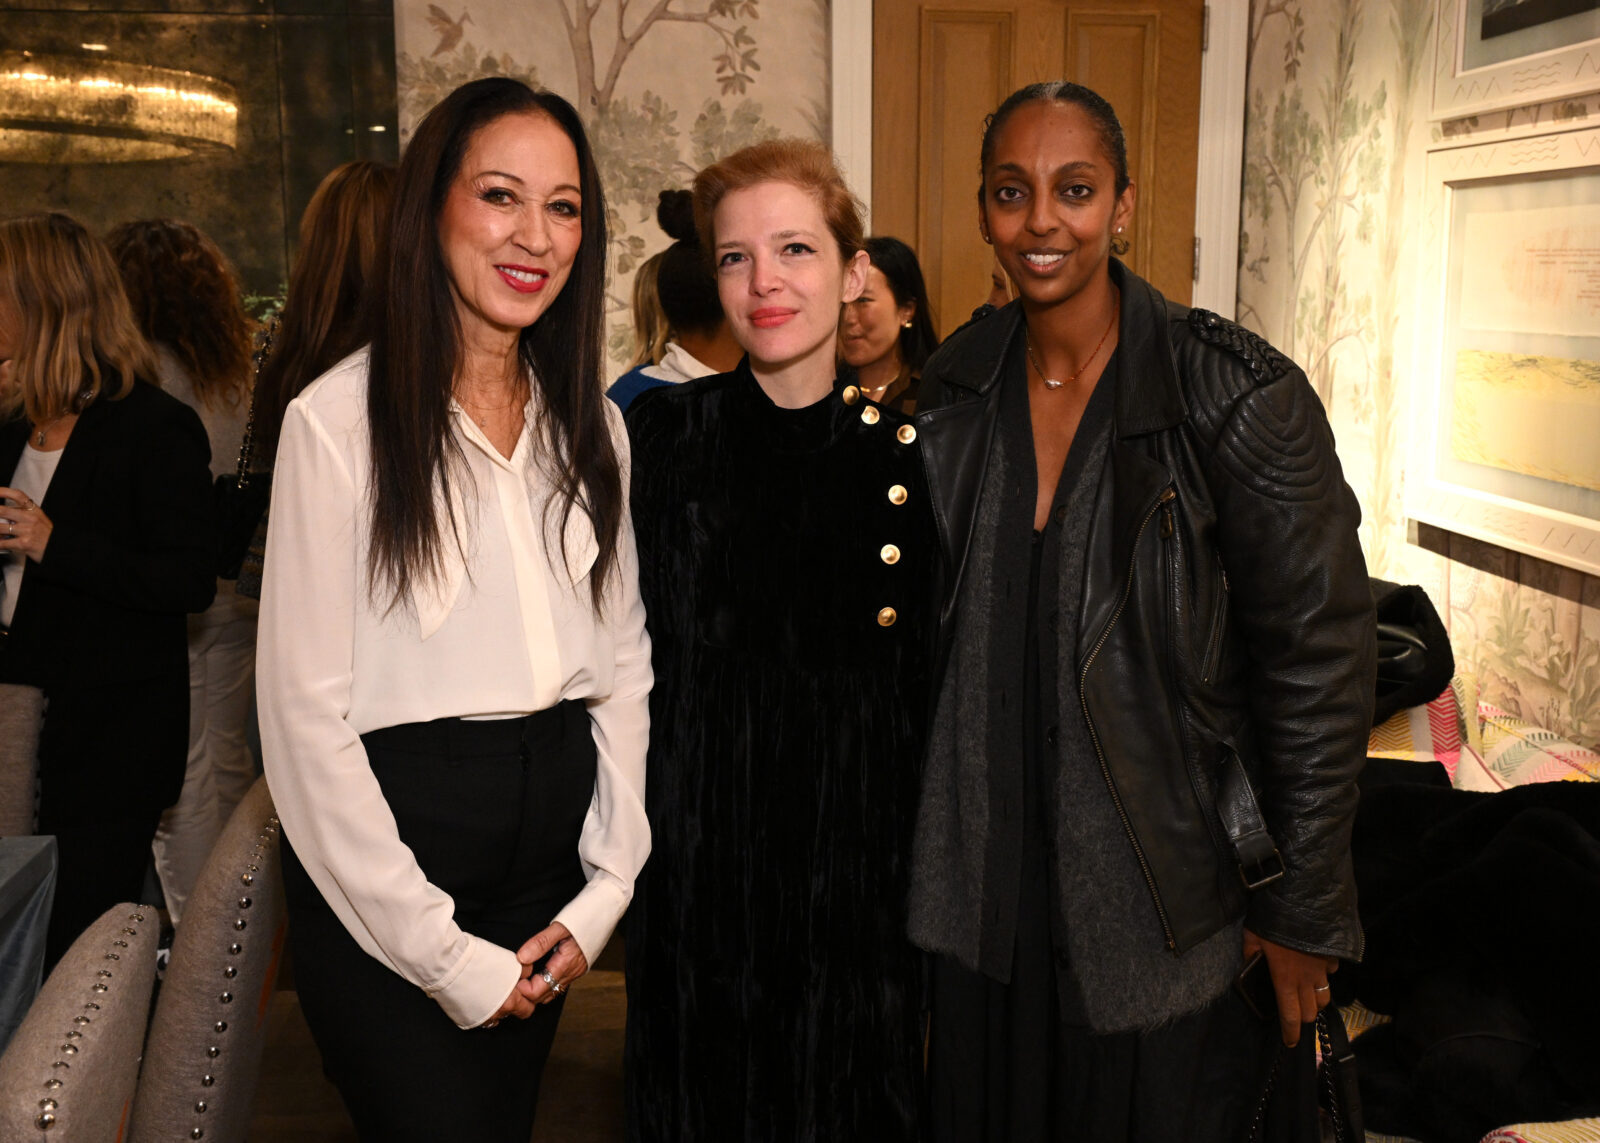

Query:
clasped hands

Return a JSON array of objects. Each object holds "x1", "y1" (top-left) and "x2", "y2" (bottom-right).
[
  {"x1": 0, "y1": 488, "x2": 52, "y2": 564},
  {"x1": 481, "y1": 921, "x2": 588, "y2": 1029}
]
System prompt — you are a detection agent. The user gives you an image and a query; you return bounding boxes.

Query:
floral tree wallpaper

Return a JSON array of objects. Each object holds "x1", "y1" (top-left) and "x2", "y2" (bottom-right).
[
  {"x1": 393, "y1": 0, "x2": 831, "y2": 373},
  {"x1": 1240, "y1": 0, "x2": 1600, "y2": 748}
]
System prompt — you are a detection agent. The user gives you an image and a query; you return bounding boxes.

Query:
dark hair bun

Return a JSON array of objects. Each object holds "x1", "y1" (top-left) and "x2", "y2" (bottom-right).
[{"x1": 656, "y1": 189, "x2": 698, "y2": 246}]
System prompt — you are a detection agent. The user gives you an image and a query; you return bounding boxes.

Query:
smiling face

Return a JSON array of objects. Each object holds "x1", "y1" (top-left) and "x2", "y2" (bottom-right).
[
  {"x1": 839, "y1": 263, "x2": 912, "y2": 372},
  {"x1": 436, "y1": 110, "x2": 583, "y2": 352},
  {"x1": 979, "y1": 99, "x2": 1134, "y2": 311},
  {"x1": 712, "y1": 180, "x2": 867, "y2": 382}
]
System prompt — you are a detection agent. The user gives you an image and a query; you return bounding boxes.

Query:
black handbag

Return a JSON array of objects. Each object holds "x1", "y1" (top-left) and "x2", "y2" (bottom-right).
[
  {"x1": 1246, "y1": 1008, "x2": 1365, "y2": 1143},
  {"x1": 213, "y1": 323, "x2": 275, "y2": 580}
]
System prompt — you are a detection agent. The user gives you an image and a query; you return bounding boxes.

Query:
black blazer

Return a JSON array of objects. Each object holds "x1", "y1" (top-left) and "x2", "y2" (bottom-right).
[{"x1": 0, "y1": 380, "x2": 216, "y2": 816}]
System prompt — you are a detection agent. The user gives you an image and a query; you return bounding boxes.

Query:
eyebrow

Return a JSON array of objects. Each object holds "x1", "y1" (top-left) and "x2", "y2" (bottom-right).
[
  {"x1": 715, "y1": 228, "x2": 822, "y2": 252},
  {"x1": 474, "y1": 171, "x2": 582, "y2": 196},
  {"x1": 991, "y1": 160, "x2": 1100, "y2": 178}
]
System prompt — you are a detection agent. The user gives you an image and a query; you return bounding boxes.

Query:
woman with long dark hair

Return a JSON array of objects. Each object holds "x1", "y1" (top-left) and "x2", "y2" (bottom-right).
[
  {"x1": 256, "y1": 79, "x2": 650, "y2": 1140},
  {"x1": 838, "y1": 235, "x2": 938, "y2": 412},
  {"x1": 107, "y1": 217, "x2": 258, "y2": 924},
  {"x1": 909, "y1": 81, "x2": 1374, "y2": 1142},
  {"x1": 0, "y1": 213, "x2": 215, "y2": 966},
  {"x1": 253, "y1": 159, "x2": 395, "y2": 461},
  {"x1": 624, "y1": 139, "x2": 932, "y2": 1141}
]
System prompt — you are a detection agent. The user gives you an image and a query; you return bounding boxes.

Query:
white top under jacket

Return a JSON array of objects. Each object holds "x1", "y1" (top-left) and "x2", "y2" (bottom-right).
[{"x1": 256, "y1": 348, "x2": 652, "y2": 1030}]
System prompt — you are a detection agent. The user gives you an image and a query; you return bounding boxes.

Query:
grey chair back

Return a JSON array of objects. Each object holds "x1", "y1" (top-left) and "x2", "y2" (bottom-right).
[
  {"x1": 129, "y1": 777, "x2": 282, "y2": 1143},
  {"x1": 0, "y1": 902, "x2": 159, "y2": 1139}
]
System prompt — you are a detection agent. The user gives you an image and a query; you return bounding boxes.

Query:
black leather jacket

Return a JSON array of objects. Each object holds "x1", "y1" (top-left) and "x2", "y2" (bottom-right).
[{"x1": 916, "y1": 262, "x2": 1375, "y2": 959}]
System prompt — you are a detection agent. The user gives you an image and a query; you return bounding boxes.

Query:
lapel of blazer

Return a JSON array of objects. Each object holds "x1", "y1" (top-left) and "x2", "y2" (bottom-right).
[
  {"x1": 0, "y1": 419, "x2": 24, "y2": 490},
  {"x1": 35, "y1": 396, "x2": 112, "y2": 516}
]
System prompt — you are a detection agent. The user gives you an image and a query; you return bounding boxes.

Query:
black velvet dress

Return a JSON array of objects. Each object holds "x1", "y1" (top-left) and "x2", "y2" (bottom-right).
[{"x1": 623, "y1": 362, "x2": 933, "y2": 1142}]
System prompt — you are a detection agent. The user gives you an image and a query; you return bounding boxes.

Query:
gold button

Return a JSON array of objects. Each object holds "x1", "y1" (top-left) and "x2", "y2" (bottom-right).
[
  {"x1": 880, "y1": 544, "x2": 900, "y2": 564},
  {"x1": 897, "y1": 424, "x2": 917, "y2": 444},
  {"x1": 861, "y1": 406, "x2": 880, "y2": 425},
  {"x1": 877, "y1": 606, "x2": 897, "y2": 627},
  {"x1": 841, "y1": 385, "x2": 860, "y2": 405},
  {"x1": 887, "y1": 484, "x2": 908, "y2": 505}
]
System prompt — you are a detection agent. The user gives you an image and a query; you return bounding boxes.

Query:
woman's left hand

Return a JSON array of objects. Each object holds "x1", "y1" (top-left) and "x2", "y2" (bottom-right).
[
  {"x1": 0, "y1": 488, "x2": 52, "y2": 563},
  {"x1": 1243, "y1": 928, "x2": 1339, "y2": 1047},
  {"x1": 515, "y1": 921, "x2": 589, "y2": 1006}
]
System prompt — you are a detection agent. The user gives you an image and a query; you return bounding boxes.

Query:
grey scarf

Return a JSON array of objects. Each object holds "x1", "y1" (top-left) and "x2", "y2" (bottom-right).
[{"x1": 908, "y1": 353, "x2": 1241, "y2": 1033}]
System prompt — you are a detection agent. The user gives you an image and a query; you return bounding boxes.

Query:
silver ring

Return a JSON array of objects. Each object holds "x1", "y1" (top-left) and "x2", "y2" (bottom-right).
[
  {"x1": 552, "y1": 980, "x2": 566, "y2": 994},
  {"x1": 1314, "y1": 984, "x2": 1330, "y2": 993},
  {"x1": 482, "y1": 1018, "x2": 499, "y2": 1029},
  {"x1": 541, "y1": 970, "x2": 556, "y2": 987}
]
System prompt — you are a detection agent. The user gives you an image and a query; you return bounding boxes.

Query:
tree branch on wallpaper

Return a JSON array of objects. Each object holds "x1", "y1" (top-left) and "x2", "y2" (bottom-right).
[
  {"x1": 1243, "y1": 0, "x2": 1384, "y2": 411},
  {"x1": 558, "y1": 0, "x2": 761, "y2": 111}
]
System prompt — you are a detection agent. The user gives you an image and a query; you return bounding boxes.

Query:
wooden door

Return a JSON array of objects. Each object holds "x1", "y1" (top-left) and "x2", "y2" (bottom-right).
[{"x1": 872, "y1": 0, "x2": 1204, "y2": 336}]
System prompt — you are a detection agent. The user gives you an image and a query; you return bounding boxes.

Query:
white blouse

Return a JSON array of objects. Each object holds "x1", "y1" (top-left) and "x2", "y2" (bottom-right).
[{"x1": 256, "y1": 349, "x2": 652, "y2": 1029}]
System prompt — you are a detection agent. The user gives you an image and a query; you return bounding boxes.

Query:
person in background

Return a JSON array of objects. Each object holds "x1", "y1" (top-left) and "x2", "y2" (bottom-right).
[
  {"x1": 624, "y1": 139, "x2": 932, "y2": 1142},
  {"x1": 606, "y1": 189, "x2": 741, "y2": 413},
  {"x1": 253, "y1": 159, "x2": 396, "y2": 465},
  {"x1": 256, "y1": 79, "x2": 650, "y2": 1140},
  {"x1": 986, "y1": 249, "x2": 1015, "y2": 310},
  {"x1": 107, "y1": 217, "x2": 258, "y2": 924},
  {"x1": 622, "y1": 250, "x2": 669, "y2": 372},
  {"x1": 909, "y1": 81, "x2": 1374, "y2": 1142},
  {"x1": 0, "y1": 213, "x2": 215, "y2": 966},
  {"x1": 838, "y1": 235, "x2": 938, "y2": 413}
]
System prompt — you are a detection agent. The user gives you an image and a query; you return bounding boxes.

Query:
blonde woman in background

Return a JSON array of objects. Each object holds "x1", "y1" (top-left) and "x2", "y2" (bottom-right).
[{"x1": 0, "y1": 213, "x2": 215, "y2": 966}]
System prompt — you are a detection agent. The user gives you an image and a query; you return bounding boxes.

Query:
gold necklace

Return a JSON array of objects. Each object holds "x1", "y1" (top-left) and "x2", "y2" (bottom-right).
[{"x1": 1025, "y1": 295, "x2": 1119, "y2": 391}]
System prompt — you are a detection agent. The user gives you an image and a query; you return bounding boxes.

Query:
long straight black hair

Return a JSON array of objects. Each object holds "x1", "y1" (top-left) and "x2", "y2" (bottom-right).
[{"x1": 367, "y1": 78, "x2": 620, "y2": 612}]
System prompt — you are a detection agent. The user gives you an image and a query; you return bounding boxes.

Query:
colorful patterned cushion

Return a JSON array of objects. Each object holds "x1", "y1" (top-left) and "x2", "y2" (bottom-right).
[{"x1": 1365, "y1": 675, "x2": 1597, "y2": 791}]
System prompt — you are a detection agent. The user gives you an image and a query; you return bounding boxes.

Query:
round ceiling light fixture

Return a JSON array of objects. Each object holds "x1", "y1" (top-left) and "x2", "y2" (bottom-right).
[{"x1": 0, "y1": 50, "x2": 238, "y2": 163}]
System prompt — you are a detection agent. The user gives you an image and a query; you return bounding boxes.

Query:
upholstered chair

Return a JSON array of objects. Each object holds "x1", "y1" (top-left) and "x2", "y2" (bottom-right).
[
  {"x1": 0, "y1": 902, "x2": 159, "y2": 1138},
  {"x1": 129, "y1": 776, "x2": 283, "y2": 1143},
  {"x1": 0, "y1": 684, "x2": 44, "y2": 835}
]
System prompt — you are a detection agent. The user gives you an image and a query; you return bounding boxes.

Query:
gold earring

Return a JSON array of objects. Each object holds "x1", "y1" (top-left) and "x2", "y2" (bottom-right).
[{"x1": 902, "y1": 320, "x2": 913, "y2": 328}]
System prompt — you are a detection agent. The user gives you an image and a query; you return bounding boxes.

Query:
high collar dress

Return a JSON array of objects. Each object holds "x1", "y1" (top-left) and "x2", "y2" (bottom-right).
[{"x1": 622, "y1": 360, "x2": 935, "y2": 1142}]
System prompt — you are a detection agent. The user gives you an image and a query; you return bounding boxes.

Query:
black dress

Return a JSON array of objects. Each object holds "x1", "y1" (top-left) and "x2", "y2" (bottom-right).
[
  {"x1": 924, "y1": 350, "x2": 1311, "y2": 1143},
  {"x1": 623, "y1": 363, "x2": 933, "y2": 1142}
]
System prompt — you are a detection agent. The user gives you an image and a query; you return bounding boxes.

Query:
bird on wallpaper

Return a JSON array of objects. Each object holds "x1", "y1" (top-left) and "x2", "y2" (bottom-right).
[{"x1": 426, "y1": 5, "x2": 473, "y2": 56}]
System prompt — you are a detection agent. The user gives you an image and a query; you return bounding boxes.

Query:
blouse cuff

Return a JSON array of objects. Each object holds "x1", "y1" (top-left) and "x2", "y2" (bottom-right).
[
  {"x1": 552, "y1": 878, "x2": 629, "y2": 967},
  {"x1": 426, "y1": 934, "x2": 524, "y2": 1030}
]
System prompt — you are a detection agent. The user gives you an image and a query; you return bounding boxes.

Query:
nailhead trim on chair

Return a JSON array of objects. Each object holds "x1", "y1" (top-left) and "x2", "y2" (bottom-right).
[
  {"x1": 33, "y1": 910, "x2": 150, "y2": 1131},
  {"x1": 181, "y1": 816, "x2": 279, "y2": 1142}
]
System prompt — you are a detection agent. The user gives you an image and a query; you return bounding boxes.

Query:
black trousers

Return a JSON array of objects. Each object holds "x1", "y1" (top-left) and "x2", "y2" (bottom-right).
[{"x1": 282, "y1": 700, "x2": 594, "y2": 1143}]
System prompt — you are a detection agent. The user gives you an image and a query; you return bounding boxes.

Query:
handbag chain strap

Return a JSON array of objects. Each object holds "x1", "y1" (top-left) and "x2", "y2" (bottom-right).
[
  {"x1": 234, "y1": 317, "x2": 277, "y2": 486},
  {"x1": 1317, "y1": 1011, "x2": 1351, "y2": 1143}
]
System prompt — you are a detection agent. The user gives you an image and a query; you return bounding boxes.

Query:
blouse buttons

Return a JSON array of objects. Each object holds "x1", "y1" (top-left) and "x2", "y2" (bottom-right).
[
  {"x1": 880, "y1": 544, "x2": 900, "y2": 565},
  {"x1": 861, "y1": 406, "x2": 880, "y2": 425},
  {"x1": 887, "y1": 484, "x2": 907, "y2": 506},
  {"x1": 877, "y1": 607, "x2": 898, "y2": 627},
  {"x1": 896, "y1": 424, "x2": 917, "y2": 445},
  {"x1": 841, "y1": 385, "x2": 861, "y2": 405}
]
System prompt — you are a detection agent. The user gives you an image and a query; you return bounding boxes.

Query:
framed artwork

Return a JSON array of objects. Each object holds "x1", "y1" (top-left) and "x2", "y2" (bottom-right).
[
  {"x1": 1430, "y1": 0, "x2": 1600, "y2": 120},
  {"x1": 1406, "y1": 126, "x2": 1600, "y2": 575}
]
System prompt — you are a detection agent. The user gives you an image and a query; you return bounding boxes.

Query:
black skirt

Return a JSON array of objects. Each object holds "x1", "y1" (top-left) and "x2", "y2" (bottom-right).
[{"x1": 281, "y1": 699, "x2": 593, "y2": 1143}]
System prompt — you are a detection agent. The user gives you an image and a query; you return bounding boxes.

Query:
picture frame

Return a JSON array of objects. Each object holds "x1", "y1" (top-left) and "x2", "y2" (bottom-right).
[
  {"x1": 1406, "y1": 125, "x2": 1600, "y2": 576},
  {"x1": 1430, "y1": 0, "x2": 1600, "y2": 121}
]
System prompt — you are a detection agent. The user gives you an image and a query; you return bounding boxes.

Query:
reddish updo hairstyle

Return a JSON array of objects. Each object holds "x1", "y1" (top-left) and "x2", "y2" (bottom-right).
[{"x1": 691, "y1": 138, "x2": 865, "y2": 263}]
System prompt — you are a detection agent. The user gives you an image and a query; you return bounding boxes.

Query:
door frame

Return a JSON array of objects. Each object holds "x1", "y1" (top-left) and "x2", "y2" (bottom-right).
[{"x1": 829, "y1": 0, "x2": 1246, "y2": 315}]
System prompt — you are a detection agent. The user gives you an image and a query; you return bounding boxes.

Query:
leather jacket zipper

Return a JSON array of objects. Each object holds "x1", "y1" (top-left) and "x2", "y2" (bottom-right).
[
  {"x1": 1079, "y1": 485, "x2": 1179, "y2": 951},
  {"x1": 1202, "y1": 559, "x2": 1229, "y2": 683}
]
